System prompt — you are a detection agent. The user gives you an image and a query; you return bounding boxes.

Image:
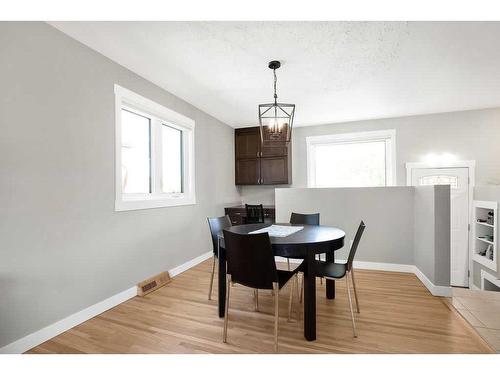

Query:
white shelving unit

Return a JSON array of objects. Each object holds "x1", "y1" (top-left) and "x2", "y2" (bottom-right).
[{"x1": 472, "y1": 200, "x2": 497, "y2": 272}]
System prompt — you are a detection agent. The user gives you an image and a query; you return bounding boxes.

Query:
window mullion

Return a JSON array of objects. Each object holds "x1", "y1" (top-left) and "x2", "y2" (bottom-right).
[{"x1": 151, "y1": 118, "x2": 163, "y2": 195}]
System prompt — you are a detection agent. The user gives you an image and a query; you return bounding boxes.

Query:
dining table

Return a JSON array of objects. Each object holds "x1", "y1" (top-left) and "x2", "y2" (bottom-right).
[{"x1": 217, "y1": 222, "x2": 345, "y2": 341}]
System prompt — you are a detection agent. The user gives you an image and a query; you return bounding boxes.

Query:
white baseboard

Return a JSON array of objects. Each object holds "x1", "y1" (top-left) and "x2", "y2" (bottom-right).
[
  {"x1": 0, "y1": 286, "x2": 137, "y2": 354},
  {"x1": 169, "y1": 251, "x2": 212, "y2": 277},
  {"x1": 413, "y1": 267, "x2": 452, "y2": 297},
  {"x1": 471, "y1": 283, "x2": 480, "y2": 291},
  {"x1": 352, "y1": 260, "x2": 415, "y2": 273},
  {"x1": 0, "y1": 250, "x2": 213, "y2": 354},
  {"x1": 279, "y1": 257, "x2": 448, "y2": 297},
  {"x1": 0, "y1": 250, "x2": 450, "y2": 353}
]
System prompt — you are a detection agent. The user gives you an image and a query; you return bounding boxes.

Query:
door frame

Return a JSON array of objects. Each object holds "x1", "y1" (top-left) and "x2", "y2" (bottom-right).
[{"x1": 406, "y1": 160, "x2": 476, "y2": 288}]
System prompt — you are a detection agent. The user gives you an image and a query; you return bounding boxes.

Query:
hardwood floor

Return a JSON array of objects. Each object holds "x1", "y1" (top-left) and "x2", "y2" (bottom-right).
[{"x1": 28, "y1": 260, "x2": 493, "y2": 354}]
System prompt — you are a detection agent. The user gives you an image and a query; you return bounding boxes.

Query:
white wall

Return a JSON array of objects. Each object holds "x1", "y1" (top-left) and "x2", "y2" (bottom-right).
[
  {"x1": 0, "y1": 22, "x2": 240, "y2": 348},
  {"x1": 240, "y1": 107, "x2": 500, "y2": 204},
  {"x1": 473, "y1": 186, "x2": 500, "y2": 288}
]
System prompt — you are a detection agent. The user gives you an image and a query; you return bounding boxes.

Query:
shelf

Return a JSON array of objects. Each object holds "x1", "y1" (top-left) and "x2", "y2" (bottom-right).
[
  {"x1": 476, "y1": 222, "x2": 494, "y2": 228},
  {"x1": 477, "y1": 237, "x2": 494, "y2": 245},
  {"x1": 473, "y1": 200, "x2": 498, "y2": 274},
  {"x1": 474, "y1": 253, "x2": 497, "y2": 271}
]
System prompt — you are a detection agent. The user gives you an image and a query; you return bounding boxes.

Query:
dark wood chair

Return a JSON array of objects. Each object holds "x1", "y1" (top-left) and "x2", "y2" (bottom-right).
[
  {"x1": 314, "y1": 220, "x2": 365, "y2": 337},
  {"x1": 244, "y1": 204, "x2": 265, "y2": 224},
  {"x1": 207, "y1": 215, "x2": 232, "y2": 300},
  {"x1": 222, "y1": 230, "x2": 303, "y2": 352}
]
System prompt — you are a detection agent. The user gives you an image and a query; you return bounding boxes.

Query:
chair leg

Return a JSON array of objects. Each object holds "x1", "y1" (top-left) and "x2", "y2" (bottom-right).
[
  {"x1": 223, "y1": 275, "x2": 231, "y2": 343},
  {"x1": 287, "y1": 277, "x2": 294, "y2": 322},
  {"x1": 208, "y1": 254, "x2": 216, "y2": 300},
  {"x1": 345, "y1": 273, "x2": 357, "y2": 338},
  {"x1": 273, "y1": 282, "x2": 279, "y2": 352},
  {"x1": 299, "y1": 273, "x2": 304, "y2": 303},
  {"x1": 351, "y1": 268, "x2": 360, "y2": 313},
  {"x1": 287, "y1": 258, "x2": 290, "y2": 271},
  {"x1": 254, "y1": 289, "x2": 259, "y2": 311},
  {"x1": 294, "y1": 274, "x2": 301, "y2": 321}
]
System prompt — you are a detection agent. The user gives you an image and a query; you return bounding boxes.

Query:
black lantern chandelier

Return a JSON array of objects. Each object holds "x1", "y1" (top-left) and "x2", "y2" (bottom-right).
[{"x1": 258, "y1": 61, "x2": 295, "y2": 144}]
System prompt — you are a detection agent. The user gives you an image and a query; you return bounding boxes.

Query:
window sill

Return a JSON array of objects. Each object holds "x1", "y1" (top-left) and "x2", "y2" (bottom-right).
[{"x1": 115, "y1": 195, "x2": 196, "y2": 211}]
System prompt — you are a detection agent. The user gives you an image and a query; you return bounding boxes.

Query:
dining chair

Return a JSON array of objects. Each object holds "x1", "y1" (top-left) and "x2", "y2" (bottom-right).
[
  {"x1": 314, "y1": 220, "x2": 365, "y2": 337},
  {"x1": 207, "y1": 215, "x2": 232, "y2": 300},
  {"x1": 244, "y1": 204, "x2": 265, "y2": 224},
  {"x1": 289, "y1": 212, "x2": 321, "y2": 297},
  {"x1": 222, "y1": 230, "x2": 303, "y2": 352}
]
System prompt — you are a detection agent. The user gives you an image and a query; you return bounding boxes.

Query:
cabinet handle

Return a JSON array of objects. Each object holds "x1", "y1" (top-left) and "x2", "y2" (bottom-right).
[{"x1": 257, "y1": 151, "x2": 259, "y2": 157}]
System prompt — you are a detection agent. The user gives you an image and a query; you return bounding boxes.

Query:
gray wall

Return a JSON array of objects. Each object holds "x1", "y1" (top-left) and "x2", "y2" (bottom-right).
[
  {"x1": 275, "y1": 187, "x2": 416, "y2": 264},
  {"x1": 414, "y1": 187, "x2": 436, "y2": 281},
  {"x1": 414, "y1": 185, "x2": 451, "y2": 287},
  {"x1": 275, "y1": 186, "x2": 450, "y2": 285},
  {"x1": 0, "y1": 22, "x2": 240, "y2": 348},
  {"x1": 240, "y1": 107, "x2": 500, "y2": 204},
  {"x1": 434, "y1": 185, "x2": 451, "y2": 287}
]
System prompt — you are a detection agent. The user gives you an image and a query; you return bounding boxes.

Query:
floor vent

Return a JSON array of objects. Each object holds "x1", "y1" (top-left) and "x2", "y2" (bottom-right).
[{"x1": 137, "y1": 271, "x2": 171, "y2": 296}]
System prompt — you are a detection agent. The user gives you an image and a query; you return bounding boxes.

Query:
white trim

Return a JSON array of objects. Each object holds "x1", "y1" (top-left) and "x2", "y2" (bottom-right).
[
  {"x1": 279, "y1": 257, "x2": 449, "y2": 296},
  {"x1": 114, "y1": 84, "x2": 196, "y2": 212},
  {"x1": 413, "y1": 267, "x2": 452, "y2": 297},
  {"x1": 406, "y1": 160, "x2": 476, "y2": 288},
  {"x1": 114, "y1": 84, "x2": 195, "y2": 130},
  {"x1": 480, "y1": 269, "x2": 500, "y2": 291},
  {"x1": 169, "y1": 251, "x2": 213, "y2": 277},
  {"x1": 306, "y1": 129, "x2": 396, "y2": 188},
  {"x1": 0, "y1": 250, "x2": 213, "y2": 354},
  {"x1": 0, "y1": 253, "x2": 449, "y2": 354},
  {"x1": 0, "y1": 286, "x2": 137, "y2": 354},
  {"x1": 470, "y1": 283, "x2": 481, "y2": 291},
  {"x1": 352, "y1": 260, "x2": 414, "y2": 273}
]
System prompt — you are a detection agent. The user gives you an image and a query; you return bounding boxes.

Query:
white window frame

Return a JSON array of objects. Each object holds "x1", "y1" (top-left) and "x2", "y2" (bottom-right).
[
  {"x1": 114, "y1": 84, "x2": 195, "y2": 211},
  {"x1": 306, "y1": 129, "x2": 396, "y2": 188}
]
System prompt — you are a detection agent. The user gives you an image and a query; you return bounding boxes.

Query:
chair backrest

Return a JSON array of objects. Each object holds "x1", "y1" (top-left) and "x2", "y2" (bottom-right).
[
  {"x1": 290, "y1": 212, "x2": 320, "y2": 226},
  {"x1": 245, "y1": 204, "x2": 265, "y2": 224},
  {"x1": 207, "y1": 215, "x2": 232, "y2": 255},
  {"x1": 347, "y1": 221, "x2": 366, "y2": 271},
  {"x1": 222, "y1": 230, "x2": 278, "y2": 290}
]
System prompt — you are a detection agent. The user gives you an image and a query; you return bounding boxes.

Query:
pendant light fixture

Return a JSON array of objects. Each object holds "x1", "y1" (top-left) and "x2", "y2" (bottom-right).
[{"x1": 258, "y1": 60, "x2": 295, "y2": 144}]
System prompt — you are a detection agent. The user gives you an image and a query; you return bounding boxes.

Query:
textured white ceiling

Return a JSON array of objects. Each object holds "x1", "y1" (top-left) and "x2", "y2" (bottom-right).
[{"x1": 50, "y1": 21, "x2": 500, "y2": 127}]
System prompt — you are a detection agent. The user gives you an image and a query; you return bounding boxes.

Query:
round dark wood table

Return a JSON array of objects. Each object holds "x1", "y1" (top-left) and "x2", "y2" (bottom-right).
[{"x1": 217, "y1": 223, "x2": 345, "y2": 341}]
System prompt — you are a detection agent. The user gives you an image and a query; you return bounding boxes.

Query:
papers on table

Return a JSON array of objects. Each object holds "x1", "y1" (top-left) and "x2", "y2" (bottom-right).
[{"x1": 248, "y1": 225, "x2": 304, "y2": 238}]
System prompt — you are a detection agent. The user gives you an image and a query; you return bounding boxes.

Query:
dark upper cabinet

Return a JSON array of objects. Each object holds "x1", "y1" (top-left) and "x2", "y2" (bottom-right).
[
  {"x1": 235, "y1": 128, "x2": 261, "y2": 159},
  {"x1": 234, "y1": 126, "x2": 291, "y2": 185},
  {"x1": 260, "y1": 156, "x2": 289, "y2": 185},
  {"x1": 235, "y1": 159, "x2": 260, "y2": 185},
  {"x1": 261, "y1": 124, "x2": 289, "y2": 157}
]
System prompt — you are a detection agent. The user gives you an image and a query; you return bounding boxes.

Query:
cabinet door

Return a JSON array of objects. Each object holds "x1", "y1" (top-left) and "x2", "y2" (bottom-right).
[
  {"x1": 260, "y1": 126, "x2": 289, "y2": 157},
  {"x1": 235, "y1": 159, "x2": 260, "y2": 185},
  {"x1": 235, "y1": 128, "x2": 260, "y2": 159},
  {"x1": 260, "y1": 156, "x2": 289, "y2": 185}
]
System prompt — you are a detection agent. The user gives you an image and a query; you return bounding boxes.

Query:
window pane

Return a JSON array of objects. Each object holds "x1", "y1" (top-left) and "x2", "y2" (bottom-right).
[
  {"x1": 162, "y1": 124, "x2": 183, "y2": 193},
  {"x1": 121, "y1": 109, "x2": 151, "y2": 194},
  {"x1": 314, "y1": 141, "x2": 386, "y2": 187},
  {"x1": 419, "y1": 175, "x2": 458, "y2": 189}
]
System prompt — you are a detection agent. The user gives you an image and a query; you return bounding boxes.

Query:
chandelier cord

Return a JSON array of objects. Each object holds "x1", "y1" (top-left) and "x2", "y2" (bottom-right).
[{"x1": 273, "y1": 68, "x2": 278, "y2": 105}]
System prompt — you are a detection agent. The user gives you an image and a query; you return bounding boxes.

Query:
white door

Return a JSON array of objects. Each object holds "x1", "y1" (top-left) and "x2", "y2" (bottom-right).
[{"x1": 410, "y1": 167, "x2": 470, "y2": 287}]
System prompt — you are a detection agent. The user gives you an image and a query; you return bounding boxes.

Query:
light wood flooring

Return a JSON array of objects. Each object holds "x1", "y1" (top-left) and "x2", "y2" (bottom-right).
[{"x1": 28, "y1": 260, "x2": 493, "y2": 354}]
